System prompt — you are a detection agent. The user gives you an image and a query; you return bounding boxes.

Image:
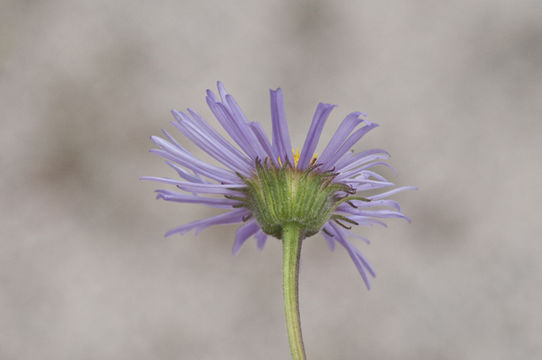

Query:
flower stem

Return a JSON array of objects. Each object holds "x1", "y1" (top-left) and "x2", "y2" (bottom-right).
[{"x1": 282, "y1": 223, "x2": 306, "y2": 360}]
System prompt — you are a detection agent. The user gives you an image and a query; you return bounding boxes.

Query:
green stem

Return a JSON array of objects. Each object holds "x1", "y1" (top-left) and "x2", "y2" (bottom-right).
[{"x1": 282, "y1": 223, "x2": 306, "y2": 360}]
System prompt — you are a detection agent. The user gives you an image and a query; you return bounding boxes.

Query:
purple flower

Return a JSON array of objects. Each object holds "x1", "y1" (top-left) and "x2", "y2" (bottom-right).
[{"x1": 143, "y1": 82, "x2": 414, "y2": 289}]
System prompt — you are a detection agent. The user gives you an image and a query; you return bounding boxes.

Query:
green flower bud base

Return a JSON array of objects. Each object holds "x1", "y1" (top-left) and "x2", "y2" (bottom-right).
[{"x1": 236, "y1": 159, "x2": 353, "y2": 240}]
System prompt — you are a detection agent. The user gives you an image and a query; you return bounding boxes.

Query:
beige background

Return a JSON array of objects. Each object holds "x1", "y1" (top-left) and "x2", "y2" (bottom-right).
[{"x1": 1, "y1": 0, "x2": 541, "y2": 359}]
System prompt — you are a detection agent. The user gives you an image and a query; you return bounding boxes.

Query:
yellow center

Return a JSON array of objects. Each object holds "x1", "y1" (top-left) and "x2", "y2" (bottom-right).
[
  {"x1": 293, "y1": 148, "x2": 300, "y2": 167},
  {"x1": 278, "y1": 148, "x2": 317, "y2": 168}
]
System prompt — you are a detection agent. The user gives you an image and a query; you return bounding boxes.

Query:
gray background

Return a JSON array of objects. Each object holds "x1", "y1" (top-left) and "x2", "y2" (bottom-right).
[{"x1": 1, "y1": 0, "x2": 541, "y2": 359}]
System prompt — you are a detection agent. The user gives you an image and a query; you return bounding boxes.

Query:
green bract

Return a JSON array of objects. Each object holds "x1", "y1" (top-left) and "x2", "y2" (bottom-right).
[{"x1": 230, "y1": 158, "x2": 362, "y2": 240}]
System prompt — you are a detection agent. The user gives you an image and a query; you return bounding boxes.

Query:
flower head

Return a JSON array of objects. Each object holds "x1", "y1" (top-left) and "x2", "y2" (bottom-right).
[{"x1": 143, "y1": 82, "x2": 414, "y2": 289}]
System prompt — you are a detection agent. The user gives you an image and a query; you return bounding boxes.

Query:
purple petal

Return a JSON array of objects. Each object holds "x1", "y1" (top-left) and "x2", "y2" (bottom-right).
[
  {"x1": 165, "y1": 161, "x2": 209, "y2": 184},
  {"x1": 186, "y1": 109, "x2": 255, "y2": 166},
  {"x1": 206, "y1": 83, "x2": 268, "y2": 158},
  {"x1": 206, "y1": 88, "x2": 220, "y2": 103},
  {"x1": 363, "y1": 166, "x2": 396, "y2": 180},
  {"x1": 225, "y1": 94, "x2": 268, "y2": 158},
  {"x1": 209, "y1": 83, "x2": 268, "y2": 160},
  {"x1": 150, "y1": 149, "x2": 237, "y2": 183},
  {"x1": 255, "y1": 230, "x2": 267, "y2": 250},
  {"x1": 352, "y1": 245, "x2": 376, "y2": 277},
  {"x1": 344, "y1": 231, "x2": 371, "y2": 244},
  {"x1": 175, "y1": 182, "x2": 245, "y2": 195},
  {"x1": 323, "y1": 122, "x2": 379, "y2": 169},
  {"x1": 249, "y1": 122, "x2": 279, "y2": 166},
  {"x1": 171, "y1": 109, "x2": 252, "y2": 174},
  {"x1": 298, "y1": 103, "x2": 335, "y2": 169},
  {"x1": 353, "y1": 217, "x2": 389, "y2": 227},
  {"x1": 367, "y1": 186, "x2": 418, "y2": 200},
  {"x1": 232, "y1": 220, "x2": 260, "y2": 255},
  {"x1": 154, "y1": 190, "x2": 239, "y2": 208},
  {"x1": 150, "y1": 136, "x2": 239, "y2": 182},
  {"x1": 224, "y1": 93, "x2": 249, "y2": 124},
  {"x1": 170, "y1": 119, "x2": 250, "y2": 176},
  {"x1": 141, "y1": 177, "x2": 244, "y2": 195},
  {"x1": 339, "y1": 199, "x2": 401, "y2": 211},
  {"x1": 270, "y1": 88, "x2": 293, "y2": 164},
  {"x1": 206, "y1": 98, "x2": 260, "y2": 160},
  {"x1": 325, "y1": 224, "x2": 374, "y2": 246},
  {"x1": 165, "y1": 209, "x2": 250, "y2": 236},
  {"x1": 353, "y1": 209, "x2": 411, "y2": 223},
  {"x1": 350, "y1": 180, "x2": 396, "y2": 192},
  {"x1": 317, "y1": 112, "x2": 363, "y2": 165},
  {"x1": 151, "y1": 133, "x2": 190, "y2": 154},
  {"x1": 357, "y1": 169, "x2": 391, "y2": 182},
  {"x1": 336, "y1": 161, "x2": 395, "y2": 181},
  {"x1": 335, "y1": 148, "x2": 390, "y2": 171},
  {"x1": 329, "y1": 222, "x2": 374, "y2": 289},
  {"x1": 161, "y1": 129, "x2": 185, "y2": 150},
  {"x1": 321, "y1": 225, "x2": 336, "y2": 251},
  {"x1": 217, "y1": 81, "x2": 229, "y2": 107},
  {"x1": 340, "y1": 169, "x2": 391, "y2": 184},
  {"x1": 344, "y1": 178, "x2": 395, "y2": 188},
  {"x1": 335, "y1": 204, "x2": 409, "y2": 222}
]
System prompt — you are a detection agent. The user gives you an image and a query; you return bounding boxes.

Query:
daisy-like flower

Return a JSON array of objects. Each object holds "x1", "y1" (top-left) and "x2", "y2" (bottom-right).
[{"x1": 143, "y1": 82, "x2": 413, "y2": 360}]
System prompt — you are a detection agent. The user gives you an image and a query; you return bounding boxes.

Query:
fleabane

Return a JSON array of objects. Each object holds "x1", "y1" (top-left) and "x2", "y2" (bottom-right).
[{"x1": 142, "y1": 82, "x2": 414, "y2": 289}]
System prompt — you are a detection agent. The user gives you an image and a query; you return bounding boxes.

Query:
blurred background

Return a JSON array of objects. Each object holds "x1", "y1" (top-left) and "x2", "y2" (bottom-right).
[{"x1": 1, "y1": 0, "x2": 541, "y2": 359}]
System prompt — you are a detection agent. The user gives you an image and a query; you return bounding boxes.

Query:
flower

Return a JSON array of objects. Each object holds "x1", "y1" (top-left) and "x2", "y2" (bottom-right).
[{"x1": 143, "y1": 82, "x2": 414, "y2": 289}]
